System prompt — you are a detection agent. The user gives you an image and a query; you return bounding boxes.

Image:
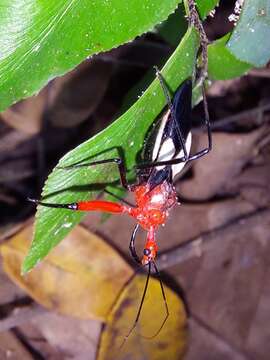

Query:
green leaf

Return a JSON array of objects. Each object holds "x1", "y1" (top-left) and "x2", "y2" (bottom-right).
[
  {"x1": 196, "y1": 0, "x2": 220, "y2": 19},
  {"x1": 22, "y1": 27, "x2": 199, "y2": 274},
  {"x1": 208, "y1": 33, "x2": 252, "y2": 80},
  {"x1": 0, "y1": 0, "x2": 180, "y2": 112},
  {"x1": 227, "y1": 0, "x2": 270, "y2": 66},
  {"x1": 158, "y1": 0, "x2": 219, "y2": 49},
  {"x1": 158, "y1": 3, "x2": 187, "y2": 47}
]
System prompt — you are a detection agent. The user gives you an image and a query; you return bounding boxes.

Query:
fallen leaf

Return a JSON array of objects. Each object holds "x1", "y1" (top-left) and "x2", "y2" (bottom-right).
[
  {"x1": 48, "y1": 59, "x2": 113, "y2": 128},
  {"x1": 31, "y1": 312, "x2": 101, "y2": 360},
  {"x1": 180, "y1": 127, "x2": 267, "y2": 200},
  {"x1": 233, "y1": 163, "x2": 270, "y2": 207},
  {"x1": 1, "y1": 222, "x2": 133, "y2": 321},
  {"x1": 0, "y1": 88, "x2": 47, "y2": 135},
  {"x1": 0, "y1": 263, "x2": 25, "y2": 305},
  {"x1": 184, "y1": 210, "x2": 270, "y2": 350},
  {"x1": 18, "y1": 321, "x2": 68, "y2": 360},
  {"x1": 0, "y1": 331, "x2": 33, "y2": 360},
  {"x1": 185, "y1": 318, "x2": 246, "y2": 360},
  {"x1": 98, "y1": 274, "x2": 188, "y2": 360}
]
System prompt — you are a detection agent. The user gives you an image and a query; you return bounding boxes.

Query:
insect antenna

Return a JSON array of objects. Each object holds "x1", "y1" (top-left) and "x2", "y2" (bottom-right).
[
  {"x1": 119, "y1": 261, "x2": 152, "y2": 349},
  {"x1": 141, "y1": 260, "x2": 169, "y2": 340}
]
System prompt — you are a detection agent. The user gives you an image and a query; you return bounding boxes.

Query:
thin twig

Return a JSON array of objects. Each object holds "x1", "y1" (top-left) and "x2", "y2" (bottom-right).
[{"x1": 186, "y1": 0, "x2": 209, "y2": 83}]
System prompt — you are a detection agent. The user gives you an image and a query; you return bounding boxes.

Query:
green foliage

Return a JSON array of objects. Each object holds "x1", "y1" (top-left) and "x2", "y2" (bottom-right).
[
  {"x1": 158, "y1": 3, "x2": 187, "y2": 46},
  {"x1": 208, "y1": 34, "x2": 252, "y2": 80},
  {"x1": 227, "y1": 0, "x2": 270, "y2": 66},
  {"x1": 196, "y1": 0, "x2": 220, "y2": 19},
  {"x1": 0, "y1": 0, "x2": 180, "y2": 112},
  {"x1": 22, "y1": 28, "x2": 199, "y2": 273},
  {"x1": 1, "y1": 0, "x2": 267, "y2": 272}
]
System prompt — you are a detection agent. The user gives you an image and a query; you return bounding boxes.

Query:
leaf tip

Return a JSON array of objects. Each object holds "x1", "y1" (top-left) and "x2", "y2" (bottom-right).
[{"x1": 21, "y1": 256, "x2": 35, "y2": 275}]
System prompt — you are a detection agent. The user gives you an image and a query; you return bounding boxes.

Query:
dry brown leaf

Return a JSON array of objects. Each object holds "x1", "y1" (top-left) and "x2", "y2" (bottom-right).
[
  {"x1": 18, "y1": 321, "x2": 67, "y2": 360},
  {"x1": 0, "y1": 129, "x2": 31, "y2": 154},
  {"x1": 48, "y1": 59, "x2": 113, "y2": 128},
  {"x1": 0, "y1": 331, "x2": 33, "y2": 360},
  {"x1": 0, "y1": 222, "x2": 133, "y2": 321},
  {"x1": 31, "y1": 312, "x2": 101, "y2": 360},
  {"x1": 98, "y1": 274, "x2": 188, "y2": 360},
  {"x1": 185, "y1": 318, "x2": 247, "y2": 360},
  {"x1": 184, "y1": 210, "x2": 270, "y2": 350},
  {"x1": 180, "y1": 128, "x2": 267, "y2": 200},
  {"x1": 0, "y1": 88, "x2": 47, "y2": 135},
  {"x1": 233, "y1": 163, "x2": 270, "y2": 207},
  {"x1": 0, "y1": 264, "x2": 25, "y2": 305},
  {"x1": 0, "y1": 58, "x2": 113, "y2": 135}
]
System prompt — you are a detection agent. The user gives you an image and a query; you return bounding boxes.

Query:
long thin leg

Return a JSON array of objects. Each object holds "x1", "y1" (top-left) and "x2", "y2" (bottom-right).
[
  {"x1": 103, "y1": 189, "x2": 135, "y2": 207},
  {"x1": 57, "y1": 158, "x2": 130, "y2": 190},
  {"x1": 129, "y1": 224, "x2": 141, "y2": 264},
  {"x1": 154, "y1": 66, "x2": 188, "y2": 159},
  {"x1": 187, "y1": 82, "x2": 212, "y2": 161},
  {"x1": 136, "y1": 83, "x2": 211, "y2": 170},
  {"x1": 28, "y1": 198, "x2": 125, "y2": 214},
  {"x1": 120, "y1": 261, "x2": 152, "y2": 348},
  {"x1": 142, "y1": 261, "x2": 169, "y2": 339}
]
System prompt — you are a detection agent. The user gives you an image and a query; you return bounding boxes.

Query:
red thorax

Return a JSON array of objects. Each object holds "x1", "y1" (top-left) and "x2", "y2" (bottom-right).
[
  {"x1": 125, "y1": 180, "x2": 178, "y2": 265},
  {"x1": 76, "y1": 180, "x2": 178, "y2": 265},
  {"x1": 128, "y1": 180, "x2": 177, "y2": 230}
]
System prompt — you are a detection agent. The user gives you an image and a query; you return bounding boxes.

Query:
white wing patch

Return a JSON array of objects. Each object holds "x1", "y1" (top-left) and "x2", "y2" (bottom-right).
[
  {"x1": 155, "y1": 132, "x2": 192, "y2": 178},
  {"x1": 152, "y1": 110, "x2": 170, "y2": 161}
]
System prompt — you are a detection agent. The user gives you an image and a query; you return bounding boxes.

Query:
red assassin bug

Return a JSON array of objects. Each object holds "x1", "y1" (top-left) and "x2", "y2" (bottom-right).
[{"x1": 29, "y1": 68, "x2": 212, "y2": 342}]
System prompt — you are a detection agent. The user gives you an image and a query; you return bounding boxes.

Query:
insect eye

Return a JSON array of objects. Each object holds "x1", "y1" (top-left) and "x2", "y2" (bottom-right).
[{"x1": 143, "y1": 248, "x2": 151, "y2": 256}]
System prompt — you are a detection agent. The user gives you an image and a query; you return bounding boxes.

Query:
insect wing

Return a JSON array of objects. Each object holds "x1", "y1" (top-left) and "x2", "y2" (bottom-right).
[
  {"x1": 155, "y1": 80, "x2": 193, "y2": 177},
  {"x1": 138, "y1": 110, "x2": 169, "y2": 184},
  {"x1": 170, "y1": 79, "x2": 192, "y2": 144},
  {"x1": 140, "y1": 79, "x2": 193, "y2": 184}
]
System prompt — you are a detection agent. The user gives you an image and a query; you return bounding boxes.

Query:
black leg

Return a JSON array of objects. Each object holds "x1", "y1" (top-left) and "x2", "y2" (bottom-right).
[
  {"x1": 57, "y1": 158, "x2": 130, "y2": 190},
  {"x1": 103, "y1": 189, "x2": 135, "y2": 207},
  {"x1": 129, "y1": 224, "x2": 141, "y2": 264},
  {"x1": 120, "y1": 262, "x2": 152, "y2": 348},
  {"x1": 27, "y1": 198, "x2": 78, "y2": 210},
  {"x1": 142, "y1": 261, "x2": 169, "y2": 339},
  {"x1": 154, "y1": 66, "x2": 188, "y2": 159},
  {"x1": 186, "y1": 82, "x2": 212, "y2": 161},
  {"x1": 136, "y1": 83, "x2": 212, "y2": 170}
]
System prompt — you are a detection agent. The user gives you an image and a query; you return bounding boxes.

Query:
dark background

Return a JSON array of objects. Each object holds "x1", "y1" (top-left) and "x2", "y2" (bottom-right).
[{"x1": 0, "y1": 1, "x2": 270, "y2": 359}]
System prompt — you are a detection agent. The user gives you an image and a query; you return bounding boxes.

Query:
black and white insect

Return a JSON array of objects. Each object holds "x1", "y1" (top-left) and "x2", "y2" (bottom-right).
[
  {"x1": 138, "y1": 71, "x2": 208, "y2": 185},
  {"x1": 29, "y1": 68, "x2": 212, "y2": 342}
]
